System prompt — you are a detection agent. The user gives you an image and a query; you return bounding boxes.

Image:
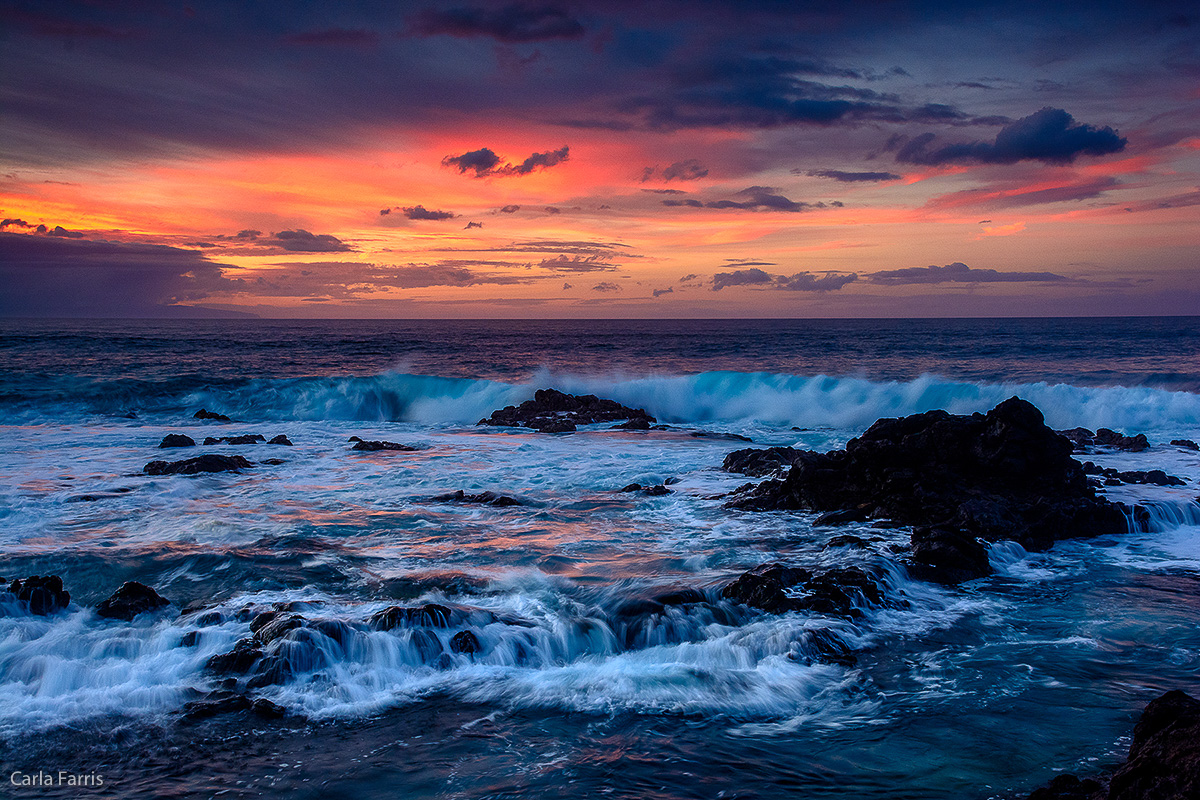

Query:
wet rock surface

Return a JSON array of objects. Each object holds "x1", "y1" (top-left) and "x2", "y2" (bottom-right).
[
  {"x1": 95, "y1": 581, "x2": 171, "y2": 620},
  {"x1": 203, "y1": 434, "x2": 266, "y2": 445},
  {"x1": 431, "y1": 490, "x2": 522, "y2": 506},
  {"x1": 159, "y1": 434, "x2": 196, "y2": 448},
  {"x1": 192, "y1": 409, "x2": 230, "y2": 421},
  {"x1": 727, "y1": 398, "x2": 1127, "y2": 564},
  {"x1": 722, "y1": 446, "x2": 804, "y2": 476},
  {"x1": 1058, "y1": 427, "x2": 1152, "y2": 453},
  {"x1": 479, "y1": 388, "x2": 655, "y2": 433},
  {"x1": 1024, "y1": 689, "x2": 1200, "y2": 800},
  {"x1": 1171, "y1": 438, "x2": 1199, "y2": 451},
  {"x1": 1081, "y1": 462, "x2": 1187, "y2": 486},
  {"x1": 145, "y1": 454, "x2": 253, "y2": 475},
  {"x1": 618, "y1": 483, "x2": 672, "y2": 496},
  {"x1": 720, "y1": 562, "x2": 886, "y2": 618},
  {"x1": 351, "y1": 439, "x2": 420, "y2": 452},
  {"x1": 6, "y1": 575, "x2": 71, "y2": 615}
]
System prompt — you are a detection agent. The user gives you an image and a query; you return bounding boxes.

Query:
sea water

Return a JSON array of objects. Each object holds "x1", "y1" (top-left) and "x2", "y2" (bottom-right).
[{"x1": 0, "y1": 317, "x2": 1198, "y2": 799}]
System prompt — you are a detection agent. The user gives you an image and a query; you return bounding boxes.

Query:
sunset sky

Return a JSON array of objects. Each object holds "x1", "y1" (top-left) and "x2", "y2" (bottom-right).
[{"x1": 1, "y1": 0, "x2": 1198, "y2": 318}]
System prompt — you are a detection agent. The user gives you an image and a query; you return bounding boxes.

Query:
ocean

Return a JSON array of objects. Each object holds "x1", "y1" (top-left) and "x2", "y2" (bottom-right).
[{"x1": 1, "y1": 317, "x2": 1199, "y2": 799}]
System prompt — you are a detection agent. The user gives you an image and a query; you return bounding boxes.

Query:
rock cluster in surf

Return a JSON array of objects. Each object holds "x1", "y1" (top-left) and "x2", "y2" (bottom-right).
[
  {"x1": 479, "y1": 388, "x2": 654, "y2": 433},
  {"x1": 725, "y1": 397, "x2": 1129, "y2": 582}
]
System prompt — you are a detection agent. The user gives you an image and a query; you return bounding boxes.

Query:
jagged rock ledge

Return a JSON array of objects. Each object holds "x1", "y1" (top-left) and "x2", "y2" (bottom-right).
[
  {"x1": 724, "y1": 397, "x2": 1130, "y2": 583},
  {"x1": 479, "y1": 388, "x2": 654, "y2": 433}
]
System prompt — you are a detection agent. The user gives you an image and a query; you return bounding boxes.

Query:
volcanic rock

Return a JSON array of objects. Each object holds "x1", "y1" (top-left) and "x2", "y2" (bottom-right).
[
  {"x1": 1171, "y1": 439, "x2": 1199, "y2": 451},
  {"x1": 1094, "y1": 428, "x2": 1150, "y2": 452},
  {"x1": 726, "y1": 398, "x2": 1127, "y2": 560},
  {"x1": 183, "y1": 690, "x2": 251, "y2": 720},
  {"x1": 193, "y1": 409, "x2": 230, "y2": 421},
  {"x1": 723, "y1": 446, "x2": 804, "y2": 477},
  {"x1": 159, "y1": 434, "x2": 196, "y2": 448},
  {"x1": 95, "y1": 581, "x2": 170, "y2": 620},
  {"x1": 144, "y1": 454, "x2": 253, "y2": 475},
  {"x1": 203, "y1": 434, "x2": 266, "y2": 445},
  {"x1": 351, "y1": 440, "x2": 419, "y2": 452},
  {"x1": 7, "y1": 575, "x2": 71, "y2": 615},
  {"x1": 449, "y1": 630, "x2": 481, "y2": 655},
  {"x1": 370, "y1": 603, "x2": 453, "y2": 630},
  {"x1": 268, "y1": 435, "x2": 293, "y2": 446},
  {"x1": 479, "y1": 388, "x2": 655, "y2": 432},
  {"x1": 431, "y1": 490, "x2": 521, "y2": 506}
]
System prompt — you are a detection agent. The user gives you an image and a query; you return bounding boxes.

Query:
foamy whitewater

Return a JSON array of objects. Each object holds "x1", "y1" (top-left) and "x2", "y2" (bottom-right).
[{"x1": 1, "y1": 318, "x2": 1198, "y2": 799}]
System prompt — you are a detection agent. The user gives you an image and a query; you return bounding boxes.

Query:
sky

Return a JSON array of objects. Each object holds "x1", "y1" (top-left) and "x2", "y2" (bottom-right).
[{"x1": 1, "y1": 0, "x2": 1198, "y2": 318}]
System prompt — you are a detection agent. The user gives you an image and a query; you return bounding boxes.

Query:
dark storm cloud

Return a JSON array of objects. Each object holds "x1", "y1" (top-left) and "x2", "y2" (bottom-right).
[
  {"x1": 274, "y1": 230, "x2": 353, "y2": 252},
  {"x1": 411, "y1": 4, "x2": 586, "y2": 42},
  {"x1": 442, "y1": 146, "x2": 569, "y2": 177},
  {"x1": 536, "y1": 254, "x2": 617, "y2": 272},
  {"x1": 564, "y1": 54, "x2": 985, "y2": 132},
  {"x1": 705, "y1": 186, "x2": 810, "y2": 212},
  {"x1": 246, "y1": 260, "x2": 533, "y2": 296},
  {"x1": 442, "y1": 147, "x2": 504, "y2": 176},
  {"x1": 1, "y1": 219, "x2": 32, "y2": 229},
  {"x1": 0, "y1": 232, "x2": 242, "y2": 317},
  {"x1": 661, "y1": 159, "x2": 709, "y2": 181},
  {"x1": 711, "y1": 267, "x2": 773, "y2": 290},
  {"x1": 712, "y1": 266, "x2": 856, "y2": 291},
  {"x1": 806, "y1": 169, "x2": 901, "y2": 182},
  {"x1": 46, "y1": 225, "x2": 85, "y2": 238},
  {"x1": 774, "y1": 272, "x2": 857, "y2": 291},
  {"x1": 893, "y1": 108, "x2": 1127, "y2": 166},
  {"x1": 868, "y1": 262, "x2": 1069, "y2": 284},
  {"x1": 401, "y1": 205, "x2": 457, "y2": 220},
  {"x1": 678, "y1": 273, "x2": 698, "y2": 283}
]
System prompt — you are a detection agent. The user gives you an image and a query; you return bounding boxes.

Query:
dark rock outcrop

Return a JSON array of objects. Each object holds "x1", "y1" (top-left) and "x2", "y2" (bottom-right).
[
  {"x1": 720, "y1": 562, "x2": 886, "y2": 618},
  {"x1": 431, "y1": 490, "x2": 521, "y2": 507},
  {"x1": 1058, "y1": 427, "x2": 1096, "y2": 451},
  {"x1": 268, "y1": 435, "x2": 293, "y2": 446},
  {"x1": 1023, "y1": 689, "x2": 1200, "y2": 800},
  {"x1": 183, "y1": 690, "x2": 251, "y2": 720},
  {"x1": 727, "y1": 398, "x2": 1127, "y2": 566},
  {"x1": 479, "y1": 388, "x2": 655, "y2": 433},
  {"x1": 618, "y1": 483, "x2": 672, "y2": 496},
  {"x1": 1171, "y1": 439, "x2": 1199, "y2": 451},
  {"x1": 193, "y1": 409, "x2": 230, "y2": 421},
  {"x1": 1094, "y1": 428, "x2": 1149, "y2": 452},
  {"x1": 722, "y1": 446, "x2": 804, "y2": 477},
  {"x1": 203, "y1": 434, "x2": 266, "y2": 445},
  {"x1": 370, "y1": 603, "x2": 453, "y2": 631},
  {"x1": 612, "y1": 418, "x2": 651, "y2": 430},
  {"x1": 351, "y1": 440, "x2": 419, "y2": 452},
  {"x1": 144, "y1": 454, "x2": 253, "y2": 475},
  {"x1": 159, "y1": 434, "x2": 196, "y2": 448},
  {"x1": 95, "y1": 581, "x2": 170, "y2": 620},
  {"x1": 908, "y1": 526, "x2": 993, "y2": 584},
  {"x1": 1080, "y1": 463, "x2": 1186, "y2": 487},
  {"x1": 449, "y1": 630, "x2": 481, "y2": 655},
  {"x1": 6, "y1": 575, "x2": 71, "y2": 615}
]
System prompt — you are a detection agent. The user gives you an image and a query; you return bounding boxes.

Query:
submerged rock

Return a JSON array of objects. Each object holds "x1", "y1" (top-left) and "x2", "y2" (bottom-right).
[
  {"x1": 144, "y1": 454, "x2": 253, "y2": 475},
  {"x1": 193, "y1": 409, "x2": 230, "y2": 421},
  {"x1": 479, "y1": 388, "x2": 655, "y2": 432},
  {"x1": 203, "y1": 434, "x2": 266, "y2": 445},
  {"x1": 159, "y1": 434, "x2": 196, "y2": 448},
  {"x1": 722, "y1": 446, "x2": 804, "y2": 477},
  {"x1": 431, "y1": 490, "x2": 522, "y2": 507},
  {"x1": 1171, "y1": 439, "x2": 1199, "y2": 451},
  {"x1": 449, "y1": 629, "x2": 481, "y2": 655},
  {"x1": 726, "y1": 398, "x2": 1127, "y2": 577},
  {"x1": 7, "y1": 575, "x2": 71, "y2": 615},
  {"x1": 183, "y1": 690, "x2": 251, "y2": 720},
  {"x1": 351, "y1": 440, "x2": 419, "y2": 452},
  {"x1": 1024, "y1": 689, "x2": 1200, "y2": 800},
  {"x1": 370, "y1": 603, "x2": 453, "y2": 630},
  {"x1": 96, "y1": 581, "x2": 170, "y2": 620},
  {"x1": 618, "y1": 483, "x2": 672, "y2": 496}
]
